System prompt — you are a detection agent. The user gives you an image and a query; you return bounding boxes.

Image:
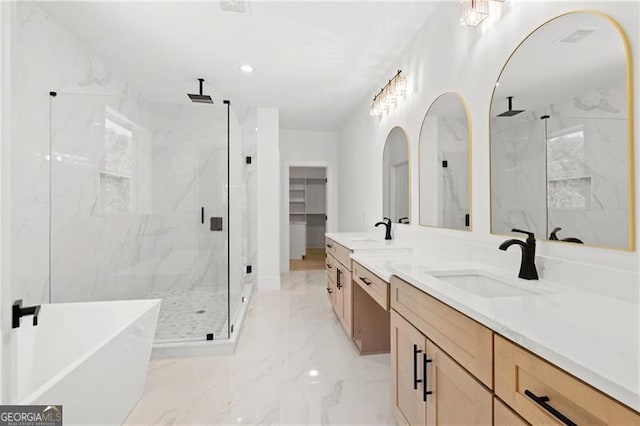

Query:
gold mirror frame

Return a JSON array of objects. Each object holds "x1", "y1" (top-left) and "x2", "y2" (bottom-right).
[
  {"x1": 418, "y1": 92, "x2": 473, "y2": 231},
  {"x1": 489, "y1": 11, "x2": 635, "y2": 251},
  {"x1": 382, "y1": 126, "x2": 412, "y2": 224}
]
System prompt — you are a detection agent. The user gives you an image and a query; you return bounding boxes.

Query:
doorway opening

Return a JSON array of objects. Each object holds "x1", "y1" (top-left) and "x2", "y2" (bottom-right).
[{"x1": 288, "y1": 166, "x2": 327, "y2": 271}]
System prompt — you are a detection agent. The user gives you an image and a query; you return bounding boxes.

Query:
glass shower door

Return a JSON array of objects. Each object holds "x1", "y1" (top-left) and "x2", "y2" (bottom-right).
[{"x1": 49, "y1": 93, "x2": 230, "y2": 342}]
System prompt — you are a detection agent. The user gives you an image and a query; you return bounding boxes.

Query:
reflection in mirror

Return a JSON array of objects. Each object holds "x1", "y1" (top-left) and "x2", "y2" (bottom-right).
[
  {"x1": 490, "y1": 12, "x2": 634, "y2": 250},
  {"x1": 383, "y1": 127, "x2": 410, "y2": 224},
  {"x1": 419, "y1": 93, "x2": 471, "y2": 230}
]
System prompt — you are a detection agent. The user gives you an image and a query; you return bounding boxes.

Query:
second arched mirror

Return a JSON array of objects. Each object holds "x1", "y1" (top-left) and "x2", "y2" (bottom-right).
[
  {"x1": 419, "y1": 93, "x2": 471, "y2": 230},
  {"x1": 383, "y1": 127, "x2": 410, "y2": 224}
]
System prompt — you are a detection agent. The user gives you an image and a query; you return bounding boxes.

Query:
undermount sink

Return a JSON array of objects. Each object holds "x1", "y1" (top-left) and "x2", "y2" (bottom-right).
[
  {"x1": 430, "y1": 270, "x2": 539, "y2": 298},
  {"x1": 347, "y1": 237, "x2": 378, "y2": 242}
]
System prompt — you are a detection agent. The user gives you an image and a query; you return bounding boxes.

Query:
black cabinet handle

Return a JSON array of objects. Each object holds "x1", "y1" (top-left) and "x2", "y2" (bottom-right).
[
  {"x1": 336, "y1": 269, "x2": 342, "y2": 289},
  {"x1": 360, "y1": 277, "x2": 372, "y2": 286},
  {"x1": 413, "y1": 344, "x2": 423, "y2": 390},
  {"x1": 326, "y1": 244, "x2": 333, "y2": 248},
  {"x1": 422, "y1": 353, "x2": 433, "y2": 401},
  {"x1": 326, "y1": 288, "x2": 332, "y2": 294},
  {"x1": 201, "y1": 207, "x2": 204, "y2": 224},
  {"x1": 524, "y1": 389, "x2": 577, "y2": 426},
  {"x1": 326, "y1": 263, "x2": 332, "y2": 269}
]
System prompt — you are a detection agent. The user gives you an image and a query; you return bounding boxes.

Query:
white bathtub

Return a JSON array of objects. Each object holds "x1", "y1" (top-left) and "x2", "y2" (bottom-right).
[{"x1": 14, "y1": 299, "x2": 160, "y2": 425}]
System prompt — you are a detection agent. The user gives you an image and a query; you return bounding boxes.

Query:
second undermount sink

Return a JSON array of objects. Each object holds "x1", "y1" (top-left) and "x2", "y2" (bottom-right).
[{"x1": 430, "y1": 270, "x2": 539, "y2": 298}]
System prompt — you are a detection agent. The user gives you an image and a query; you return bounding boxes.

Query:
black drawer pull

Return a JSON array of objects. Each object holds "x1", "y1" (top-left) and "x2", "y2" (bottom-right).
[
  {"x1": 326, "y1": 263, "x2": 332, "y2": 269},
  {"x1": 524, "y1": 389, "x2": 577, "y2": 426},
  {"x1": 360, "y1": 276, "x2": 372, "y2": 286},
  {"x1": 413, "y1": 344, "x2": 422, "y2": 390},
  {"x1": 326, "y1": 244, "x2": 333, "y2": 248},
  {"x1": 326, "y1": 288, "x2": 332, "y2": 294},
  {"x1": 336, "y1": 269, "x2": 342, "y2": 289},
  {"x1": 423, "y1": 353, "x2": 432, "y2": 401}
]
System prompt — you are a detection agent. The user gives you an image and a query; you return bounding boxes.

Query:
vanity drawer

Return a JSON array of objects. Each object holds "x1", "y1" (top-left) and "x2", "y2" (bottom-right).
[
  {"x1": 495, "y1": 335, "x2": 640, "y2": 425},
  {"x1": 352, "y1": 261, "x2": 389, "y2": 310},
  {"x1": 325, "y1": 237, "x2": 337, "y2": 257},
  {"x1": 390, "y1": 276, "x2": 493, "y2": 388}
]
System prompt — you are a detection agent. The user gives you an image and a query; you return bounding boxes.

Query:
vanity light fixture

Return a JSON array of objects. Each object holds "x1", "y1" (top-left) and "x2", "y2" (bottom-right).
[
  {"x1": 460, "y1": 0, "x2": 489, "y2": 27},
  {"x1": 369, "y1": 70, "x2": 406, "y2": 116},
  {"x1": 460, "y1": 0, "x2": 506, "y2": 27}
]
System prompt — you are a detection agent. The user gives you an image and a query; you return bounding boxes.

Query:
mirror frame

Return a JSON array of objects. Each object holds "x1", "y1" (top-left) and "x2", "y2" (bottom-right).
[
  {"x1": 382, "y1": 126, "x2": 412, "y2": 224},
  {"x1": 489, "y1": 11, "x2": 635, "y2": 251},
  {"x1": 418, "y1": 92, "x2": 473, "y2": 231}
]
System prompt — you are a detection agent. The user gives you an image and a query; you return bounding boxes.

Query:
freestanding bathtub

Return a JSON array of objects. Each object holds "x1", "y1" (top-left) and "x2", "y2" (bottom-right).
[{"x1": 15, "y1": 299, "x2": 160, "y2": 425}]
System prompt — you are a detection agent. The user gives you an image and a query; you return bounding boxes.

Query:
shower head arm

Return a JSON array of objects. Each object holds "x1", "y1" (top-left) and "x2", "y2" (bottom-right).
[{"x1": 198, "y1": 78, "x2": 204, "y2": 96}]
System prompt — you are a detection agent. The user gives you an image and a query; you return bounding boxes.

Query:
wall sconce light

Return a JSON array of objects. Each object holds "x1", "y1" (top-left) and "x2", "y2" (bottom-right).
[
  {"x1": 460, "y1": 0, "x2": 504, "y2": 27},
  {"x1": 370, "y1": 70, "x2": 406, "y2": 116}
]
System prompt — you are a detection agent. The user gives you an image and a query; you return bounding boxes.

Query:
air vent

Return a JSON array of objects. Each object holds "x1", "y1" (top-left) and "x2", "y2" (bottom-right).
[
  {"x1": 220, "y1": 0, "x2": 250, "y2": 14},
  {"x1": 556, "y1": 27, "x2": 598, "y2": 44}
]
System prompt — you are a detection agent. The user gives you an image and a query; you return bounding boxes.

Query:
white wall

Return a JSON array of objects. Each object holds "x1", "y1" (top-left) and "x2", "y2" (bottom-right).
[
  {"x1": 257, "y1": 108, "x2": 281, "y2": 289},
  {"x1": 280, "y1": 129, "x2": 338, "y2": 271},
  {"x1": 337, "y1": 2, "x2": 640, "y2": 281},
  {"x1": 0, "y1": 0, "x2": 11, "y2": 404}
]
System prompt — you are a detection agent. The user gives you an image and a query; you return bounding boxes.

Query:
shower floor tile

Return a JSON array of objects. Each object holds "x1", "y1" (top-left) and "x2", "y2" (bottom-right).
[{"x1": 146, "y1": 287, "x2": 229, "y2": 342}]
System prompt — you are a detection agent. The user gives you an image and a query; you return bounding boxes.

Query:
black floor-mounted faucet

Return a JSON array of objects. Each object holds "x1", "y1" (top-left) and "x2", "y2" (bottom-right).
[
  {"x1": 499, "y1": 229, "x2": 539, "y2": 280},
  {"x1": 12, "y1": 299, "x2": 41, "y2": 329},
  {"x1": 375, "y1": 217, "x2": 392, "y2": 240}
]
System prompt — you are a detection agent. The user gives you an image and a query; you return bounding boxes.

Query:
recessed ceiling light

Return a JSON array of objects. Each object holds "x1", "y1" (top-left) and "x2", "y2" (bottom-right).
[{"x1": 240, "y1": 64, "x2": 254, "y2": 73}]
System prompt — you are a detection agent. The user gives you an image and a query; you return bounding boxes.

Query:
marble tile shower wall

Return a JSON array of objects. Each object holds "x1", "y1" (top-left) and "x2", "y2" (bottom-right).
[{"x1": 491, "y1": 80, "x2": 629, "y2": 247}]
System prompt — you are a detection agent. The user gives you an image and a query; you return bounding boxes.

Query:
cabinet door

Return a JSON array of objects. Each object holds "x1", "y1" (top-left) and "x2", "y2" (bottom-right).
[
  {"x1": 341, "y1": 265, "x2": 352, "y2": 337},
  {"x1": 426, "y1": 340, "x2": 492, "y2": 425},
  {"x1": 334, "y1": 264, "x2": 344, "y2": 319},
  {"x1": 391, "y1": 310, "x2": 427, "y2": 426}
]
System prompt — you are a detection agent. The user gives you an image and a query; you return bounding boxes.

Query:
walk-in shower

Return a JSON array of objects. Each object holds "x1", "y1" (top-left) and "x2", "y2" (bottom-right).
[{"x1": 45, "y1": 91, "x2": 254, "y2": 345}]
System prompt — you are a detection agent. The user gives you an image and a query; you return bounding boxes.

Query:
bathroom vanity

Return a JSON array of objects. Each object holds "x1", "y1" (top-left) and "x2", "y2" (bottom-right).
[
  {"x1": 324, "y1": 234, "x2": 408, "y2": 354},
  {"x1": 324, "y1": 232, "x2": 640, "y2": 424}
]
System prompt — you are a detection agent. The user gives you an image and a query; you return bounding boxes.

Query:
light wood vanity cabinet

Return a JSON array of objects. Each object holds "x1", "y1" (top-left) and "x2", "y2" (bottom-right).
[
  {"x1": 325, "y1": 238, "x2": 352, "y2": 338},
  {"x1": 391, "y1": 276, "x2": 492, "y2": 388},
  {"x1": 495, "y1": 335, "x2": 640, "y2": 425},
  {"x1": 391, "y1": 310, "x2": 492, "y2": 426},
  {"x1": 391, "y1": 275, "x2": 640, "y2": 425},
  {"x1": 352, "y1": 261, "x2": 391, "y2": 355}
]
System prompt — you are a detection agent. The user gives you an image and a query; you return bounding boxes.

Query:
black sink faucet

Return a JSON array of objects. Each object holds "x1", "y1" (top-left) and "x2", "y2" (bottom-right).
[
  {"x1": 12, "y1": 299, "x2": 41, "y2": 329},
  {"x1": 549, "y1": 227, "x2": 584, "y2": 244},
  {"x1": 375, "y1": 217, "x2": 392, "y2": 240},
  {"x1": 499, "y1": 229, "x2": 539, "y2": 280}
]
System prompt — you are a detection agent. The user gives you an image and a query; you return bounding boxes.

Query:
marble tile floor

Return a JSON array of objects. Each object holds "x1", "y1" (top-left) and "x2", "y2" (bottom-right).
[
  {"x1": 146, "y1": 287, "x2": 230, "y2": 342},
  {"x1": 125, "y1": 270, "x2": 393, "y2": 425}
]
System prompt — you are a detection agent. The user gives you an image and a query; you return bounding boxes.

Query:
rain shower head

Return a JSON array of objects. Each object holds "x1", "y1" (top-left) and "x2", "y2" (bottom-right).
[
  {"x1": 497, "y1": 96, "x2": 524, "y2": 117},
  {"x1": 188, "y1": 78, "x2": 213, "y2": 104}
]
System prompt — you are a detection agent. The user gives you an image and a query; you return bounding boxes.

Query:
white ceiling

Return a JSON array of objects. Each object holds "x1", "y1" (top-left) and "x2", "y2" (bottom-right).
[{"x1": 36, "y1": 1, "x2": 440, "y2": 130}]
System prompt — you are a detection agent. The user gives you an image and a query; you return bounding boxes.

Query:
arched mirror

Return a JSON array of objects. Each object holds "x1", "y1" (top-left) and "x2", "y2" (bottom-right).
[
  {"x1": 490, "y1": 12, "x2": 634, "y2": 250},
  {"x1": 419, "y1": 93, "x2": 471, "y2": 230},
  {"x1": 383, "y1": 127, "x2": 410, "y2": 224}
]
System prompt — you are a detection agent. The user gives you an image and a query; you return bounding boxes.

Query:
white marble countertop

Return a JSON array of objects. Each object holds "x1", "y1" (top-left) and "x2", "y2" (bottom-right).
[
  {"x1": 351, "y1": 252, "x2": 640, "y2": 412},
  {"x1": 325, "y1": 232, "x2": 411, "y2": 251}
]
